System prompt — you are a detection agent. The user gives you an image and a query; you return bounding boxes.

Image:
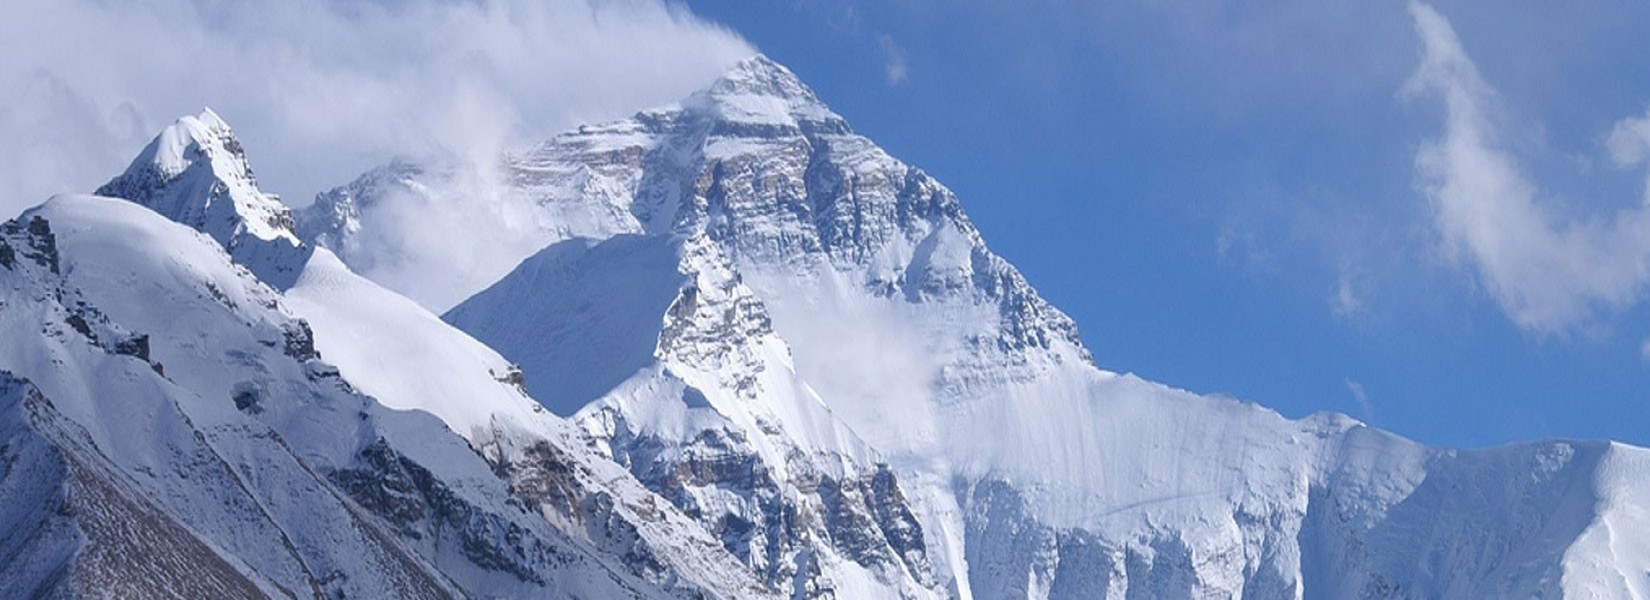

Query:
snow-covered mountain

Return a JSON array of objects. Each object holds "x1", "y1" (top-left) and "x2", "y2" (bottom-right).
[
  {"x1": 5, "y1": 54, "x2": 1650, "y2": 599},
  {"x1": 2, "y1": 112, "x2": 778, "y2": 598},
  {"x1": 309, "y1": 56, "x2": 1650, "y2": 598}
]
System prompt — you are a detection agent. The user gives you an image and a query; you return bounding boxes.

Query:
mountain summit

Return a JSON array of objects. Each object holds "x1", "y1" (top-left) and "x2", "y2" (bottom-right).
[
  {"x1": 98, "y1": 108, "x2": 310, "y2": 288},
  {"x1": 683, "y1": 54, "x2": 848, "y2": 133}
]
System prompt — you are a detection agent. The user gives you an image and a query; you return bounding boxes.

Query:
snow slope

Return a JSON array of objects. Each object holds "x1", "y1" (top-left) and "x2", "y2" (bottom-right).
[
  {"x1": 2, "y1": 196, "x2": 495, "y2": 597},
  {"x1": 283, "y1": 244, "x2": 779, "y2": 599}
]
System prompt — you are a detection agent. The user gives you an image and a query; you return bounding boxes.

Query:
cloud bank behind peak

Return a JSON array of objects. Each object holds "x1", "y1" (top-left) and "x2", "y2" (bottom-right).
[{"x1": 0, "y1": 0, "x2": 754, "y2": 217}]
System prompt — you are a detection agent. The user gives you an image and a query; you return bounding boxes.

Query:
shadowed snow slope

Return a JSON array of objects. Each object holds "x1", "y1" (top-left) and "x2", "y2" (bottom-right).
[{"x1": 443, "y1": 235, "x2": 683, "y2": 416}]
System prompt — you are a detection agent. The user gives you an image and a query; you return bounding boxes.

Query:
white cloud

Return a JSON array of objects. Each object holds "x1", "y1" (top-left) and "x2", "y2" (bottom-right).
[
  {"x1": 879, "y1": 34, "x2": 909, "y2": 85},
  {"x1": 0, "y1": 0, "x2": 754, "y2": 218},
  {"x1": 1607, "y1": 108, "x2": 1650, "y2": 216},
  {"x1": 1345, "y1": 379, "x2": 1374, "y2": 421},
  {"x1": 1405, "y1": 2, "x2": 1650, "y2": 335},
  {"x1": 1332, "y1": 266, "x2": 1364, "y2": 318},
  {"x1": 1608, "y1": 109, "x2": 1650, "y2": 172},
  {"x1": 1214, "y1": 224, "x2": 1276, "y2": 273}
]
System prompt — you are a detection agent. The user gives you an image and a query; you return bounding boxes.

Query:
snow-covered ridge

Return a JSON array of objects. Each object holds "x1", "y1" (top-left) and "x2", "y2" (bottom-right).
[
  {"x1": 304, "y1": 54, "x2": 1090, "y2": 381},
  {"x1": 0, "y1": 195, "x2": 789, "y2": 598},
  {"x1": 98, "y1": 109, "x2": 297, "y2": 245}
]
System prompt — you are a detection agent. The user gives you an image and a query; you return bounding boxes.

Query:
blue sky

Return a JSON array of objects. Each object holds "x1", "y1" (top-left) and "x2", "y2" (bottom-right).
[
  {"x1": 683, "y1": 0, "x2": 1650, "y2": 448},
  {"x1": 5, "y1": 0, "x2": 1650, "y2": 450}
]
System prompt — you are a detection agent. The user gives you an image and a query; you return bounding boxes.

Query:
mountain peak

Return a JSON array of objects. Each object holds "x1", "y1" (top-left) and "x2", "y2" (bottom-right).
[
  {"x1": 683, "y1": 54, "x2": 844, "y2": 131},
  {"x1": 99, "y1": 108, "x2": 297, "y2": 244},
  {"x1": 127, "y1": 109, "x2": 248, "y2": 190},
  {"x1": 710, "y1": 55, "x2": 812, "y2": 99},
  {"x1": 97, "y1": 109, "x2": 310, "y2": 288}
]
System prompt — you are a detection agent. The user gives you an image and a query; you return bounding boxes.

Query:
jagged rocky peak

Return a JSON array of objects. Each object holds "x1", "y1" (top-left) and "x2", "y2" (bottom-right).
[
  {"x1": 683, "y1": 58, "x2": 1093, "y2": 371},
  {"x1": 98, "y1": 108, "x2": 298, "y2": 247},
  {"x1": 97, "y1": 108, "x2": 310, "y2": 288}
]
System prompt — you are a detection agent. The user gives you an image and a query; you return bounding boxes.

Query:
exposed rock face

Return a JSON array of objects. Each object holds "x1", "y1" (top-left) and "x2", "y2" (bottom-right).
[
  {"x1": 1, "y1": 216, "x2": 59, "y2": 274},
  {"x1": 0, "y1": 374, "x2": 277, "y2": 600},
  {"x1": 581, "y1": 408, "x2": 937, "y2": 598}
]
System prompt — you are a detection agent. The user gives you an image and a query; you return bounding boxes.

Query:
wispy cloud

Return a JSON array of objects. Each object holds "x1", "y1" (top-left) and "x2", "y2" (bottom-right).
[
  {"x1": 1345, "y1": 379, "x2": 1374, "y2": 421},
  {"x1": 0, "y1": 0, "x2": 753, "y2": 218},
  {"x1": 1214, "y1": 224, "x2": 1276, "y2": 273},
  {"x1": 1608, "y1": 108, "x2": 1650, "y2": 177},
  {"x1": 879, "y1": 34, "x2": 909, "y2": 85},
  {"x1": 1332, "y1": 265, "x2": 1364, "y2": 318},
  {"x1": 1405, "y1": 1, "x2": 1650, "y2": 335}
]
